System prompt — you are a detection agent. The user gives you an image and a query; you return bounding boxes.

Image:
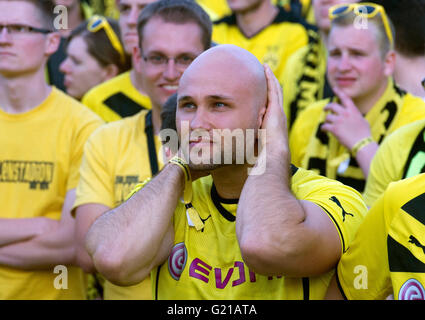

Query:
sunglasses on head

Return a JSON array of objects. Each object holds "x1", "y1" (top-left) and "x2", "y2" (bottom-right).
[
  {"x1": 87, "y1": 15, "x2": 126, "y2": 64},
  {"x1": 329, "y1": 2, "x2": 393, "y2": 46}
]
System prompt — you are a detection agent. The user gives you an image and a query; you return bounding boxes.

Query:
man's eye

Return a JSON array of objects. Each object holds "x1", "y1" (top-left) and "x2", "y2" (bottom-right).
[
  {"x1": 181, "y1": 103, "x2": 196, "y2": 109},
  {"x1": 148, "y1": 55, "x2": 166, "y2": 64}
]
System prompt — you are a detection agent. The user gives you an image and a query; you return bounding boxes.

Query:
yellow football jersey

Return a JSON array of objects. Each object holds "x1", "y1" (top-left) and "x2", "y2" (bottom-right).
[
  {"x1": 337, "y1": 174, "x2": 425, "y2": 300},
  {"x1": 364, "y1": 119, "x2": 425, "y2": 207},
  {"x1": 73, "y1": 110, "x2": 164, "y2": 299},
  {"x1": 290, "y1": 80, "x2": 425, "y2": 193},
  {"x1": 212, "y1": 6, "x2": 317, "y2": 85},
  {"x1": 150, "y1": 165, "x2": 367, "y2": 299},
  {"x1": 0, "y1": 87, "x2": 103, "y2": 299},
  {"x1": 81, "y1": 71, "x2": 152, "y2": 123}
]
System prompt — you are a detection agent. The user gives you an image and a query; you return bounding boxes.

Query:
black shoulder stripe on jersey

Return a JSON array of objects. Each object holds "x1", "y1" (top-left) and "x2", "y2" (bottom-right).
[
  {"x1": 334, "y1": 269, "x2": 348, "y2": 300},
  {"x1": 388, "y1": 235, "x2": 425, "y2": 273},
  {"x1": 213, "y1": 13, "x2": 236, "y2": 25},
  {"x1": 402, "y1": 126, "x2": 425, "y2": 179},
  {"x1": 302, "y1": 277, "x2": 310, "y2": 300},
  {"x1": 401, "y1": 192, "x2": 425, "y2": 226},
  {"x1": 145, "y1": 111, "x2": 159, "y2": 176},
  {"x1": 318, "y1": 205, "x2": 346, "y2": 252},
  {"x1": 211, "y1": 183, "x2": 237, "y2": 222},
  {"x1": 155, "y1": 264, "x2": 162, "y2": 300},
  {"x1": 290, "y1": 164, "x2": 298, "y2": 176},
  {"x1": 103, "y1": 92, "x2": 147, "y2": 118}
]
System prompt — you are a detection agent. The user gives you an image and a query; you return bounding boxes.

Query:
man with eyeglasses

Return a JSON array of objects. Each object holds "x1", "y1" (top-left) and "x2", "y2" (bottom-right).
[
  {"x1": 72, "y1": 0, "x2": 212, "y2": 300},
  {"x1": 81, "y1": 0, "x2": 157, "y2": 122},
  {"x1": 289, "y1": 2, "x2": 425, "y2": 194},
  {"x1": 0, "y1": 0, "x2": 103, "y2": 299}
]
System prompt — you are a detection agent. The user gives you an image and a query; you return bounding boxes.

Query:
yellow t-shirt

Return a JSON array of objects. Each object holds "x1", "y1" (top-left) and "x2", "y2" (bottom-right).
[
  {"x1": 337, "y1": 174, "x2": 425, "y2": 300},
  {"x1": 212, "y1": 6, "x2": 317, "y2": 85},
  {"x1": 73, "y1": 110, "x2": 164, "y2": 300},
  {"x1": 282, "y1": 34, "x2": 328, "y2": 130},
  {"x1": 81, "y1": 71, "x2": 152, "y2": 123},
  {"x1": 364, "y1": 119, "x2": 425, "y2": 207},
  {"x1": 150, "y1": 165, "x2": 367, "y2": 299},
  {"x1": 0, "y1": 87, "x2": 103, "y2": 300},
  {"x1": 290, "y1": 80, "x2": 425, "y2": 193}
]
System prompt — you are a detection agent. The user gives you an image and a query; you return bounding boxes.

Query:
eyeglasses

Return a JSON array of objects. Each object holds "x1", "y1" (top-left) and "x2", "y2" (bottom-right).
[
  {"x1": 142, "y1": 54, "x2": 197, "y2": 68},
  {"x1": 87, "y1": 15, "x2": 126, "y2": 64},
  {"x1": 0, "y1": 24, "x2": 51, "y2": 36},
  {"x1": 329, "y1": 3, "x2": 393, "y2": 46}
]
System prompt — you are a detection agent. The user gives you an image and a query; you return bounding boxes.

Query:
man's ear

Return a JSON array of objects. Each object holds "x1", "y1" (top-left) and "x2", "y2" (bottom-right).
[
  {"x1": 45, "y1": 32, "x2": 61, "y2": 56},
  {"x1": 133, "y1": 46, "x2": 142, "y2": 73},
  {"x1": 103, "y1": 64, "x2": 120, "y2": 81},
  {"x1": 383, "y1": 50, "x2": 396, "y2": 77}
]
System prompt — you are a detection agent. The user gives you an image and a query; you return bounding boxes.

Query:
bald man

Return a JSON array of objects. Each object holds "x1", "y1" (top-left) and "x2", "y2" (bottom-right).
[{"x1": 85, "y1": 45, "x2": 368, "y2": 300}]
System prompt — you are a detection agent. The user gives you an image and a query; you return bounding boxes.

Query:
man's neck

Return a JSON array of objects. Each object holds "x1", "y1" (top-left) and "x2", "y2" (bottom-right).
[
  {"x1": 394, "y1": 53, "x2": 425, "y2": 98},
  {"x1": 353, "y1": 78, "x2": 389, "y2": 115},
  {"x1": 235, "y1": 1, "x2": 278, "y2": 38},
  {"x1": 210, "y1": 164, "x2": 250, "y2": 200},
  {"x1": 0, "y1": 71, "x2": 51, "y2": 114}
]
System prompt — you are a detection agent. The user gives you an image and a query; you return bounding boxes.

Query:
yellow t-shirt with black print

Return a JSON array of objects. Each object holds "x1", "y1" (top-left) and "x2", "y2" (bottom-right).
[
  {"x1": 337, "y1": 174, "x2": 425, "y2": 300},
  {"x1": 290, "y1": 79, "x2": 425, "y2": 193},
  {"x1": 73, "y1": 110, "x2": 163, "y2": 300},
  {"x1": 146, "y1": 165, "x2": 367, "y2": 299},
  {"x1": 0, "y1": 87, "x2": 103, "y2": 300},
  {"x1": 364, "y1": 119, "x2": 425, "y2": 207},
  {"x1": 212, "y1": 6, "x2": 318, "y2": 85},
  {"x1": 82, "y1": 71, "x2": 152, "y2": 123}
]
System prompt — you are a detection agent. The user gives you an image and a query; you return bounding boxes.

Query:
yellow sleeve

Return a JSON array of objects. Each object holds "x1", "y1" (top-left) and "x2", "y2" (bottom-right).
[
  {"x1": 337, "y1": 191, "x2": 393, "y2": 300},
  {"x1": 73, "y1": 126, "x2": 116, "y2": 211},
  {"x1": 292, "y1": 168, "x2": 368, "y2": 254},
  {"x1": 66, "y1": 107, "x2": 103, "y2": 191}
]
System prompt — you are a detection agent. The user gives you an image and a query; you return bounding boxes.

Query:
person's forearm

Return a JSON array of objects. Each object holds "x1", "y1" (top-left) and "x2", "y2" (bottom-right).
[
  {"x1": 86, "y1": 163, "x2": 184, "y2": 286},
  {"x1": 0, "y1": 222, "x2": 75, "y2": 270},
  {"x1": 237, "y1": 147, "x2": 308, "y2": 275},
  {"x1": 354, "y1": 142, "x2": 379, "y2": 178},
  {"x1": 0, "y1": 217, "x2": 58, "y2": 247}
]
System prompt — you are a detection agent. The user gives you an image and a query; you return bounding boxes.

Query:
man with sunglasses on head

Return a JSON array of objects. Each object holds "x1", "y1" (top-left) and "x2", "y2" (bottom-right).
[
  {"x1": 81, "y1": 0, "x2": 157, "y2": 122},
  {"x1": 282, "y1": 0, "x2": 359, "y2": 132},
  {"x1": 72, "y1": 0, "x2": 212, "y2": 300},
  {"x1": 290, "y1": 2, "x2": 425, "y2": 195},
  {"x1": 0, "y1": 0, "x2": 103, "y2": 299}
]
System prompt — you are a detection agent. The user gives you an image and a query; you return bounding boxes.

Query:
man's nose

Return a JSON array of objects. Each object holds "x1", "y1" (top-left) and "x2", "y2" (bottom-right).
[
  {"x1": 0, "y1": 27, "x2": 12, "y2": 44},
  {"x1": 338, "y1": 53, "x2": 352, "y2": 71},
  {"x1": 127, "y1": 7, "x2": 140, "y2": 26},
  {"x1": 163, "y1": 59, "x2": 180, "y2": 81}
]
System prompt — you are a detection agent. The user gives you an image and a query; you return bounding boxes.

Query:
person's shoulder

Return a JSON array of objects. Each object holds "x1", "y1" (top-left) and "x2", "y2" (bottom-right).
[
  {"x1": 387, "y1": 173, "x2": 425, "y2": 205},
  {"x1": 272, "y1": 5, "x2": 318, "y2": 32},
  {"x1": 213, "y1": 12, "x2": 236, "y2": 26},
  {"x1": 292, "y1": 98, "x2": 329, "y2": 128},
  {"x1": 50, "y1": 87, "x2": 102, "y2": 122},
  {"x1": 90, "y1": 109, "x2": 149, "y2": 141}
]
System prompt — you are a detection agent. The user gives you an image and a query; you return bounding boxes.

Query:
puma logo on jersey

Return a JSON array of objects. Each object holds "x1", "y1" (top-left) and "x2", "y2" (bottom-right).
[
  {"x1": 200, "y1": 215, "x2": 211, "y2": 232},
  {"x1": 409, "y1": 235, "x2": 425, "y2": 254},
  {"x1": 329, "y1": 196, "x2": 354, "y2": 222}
]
